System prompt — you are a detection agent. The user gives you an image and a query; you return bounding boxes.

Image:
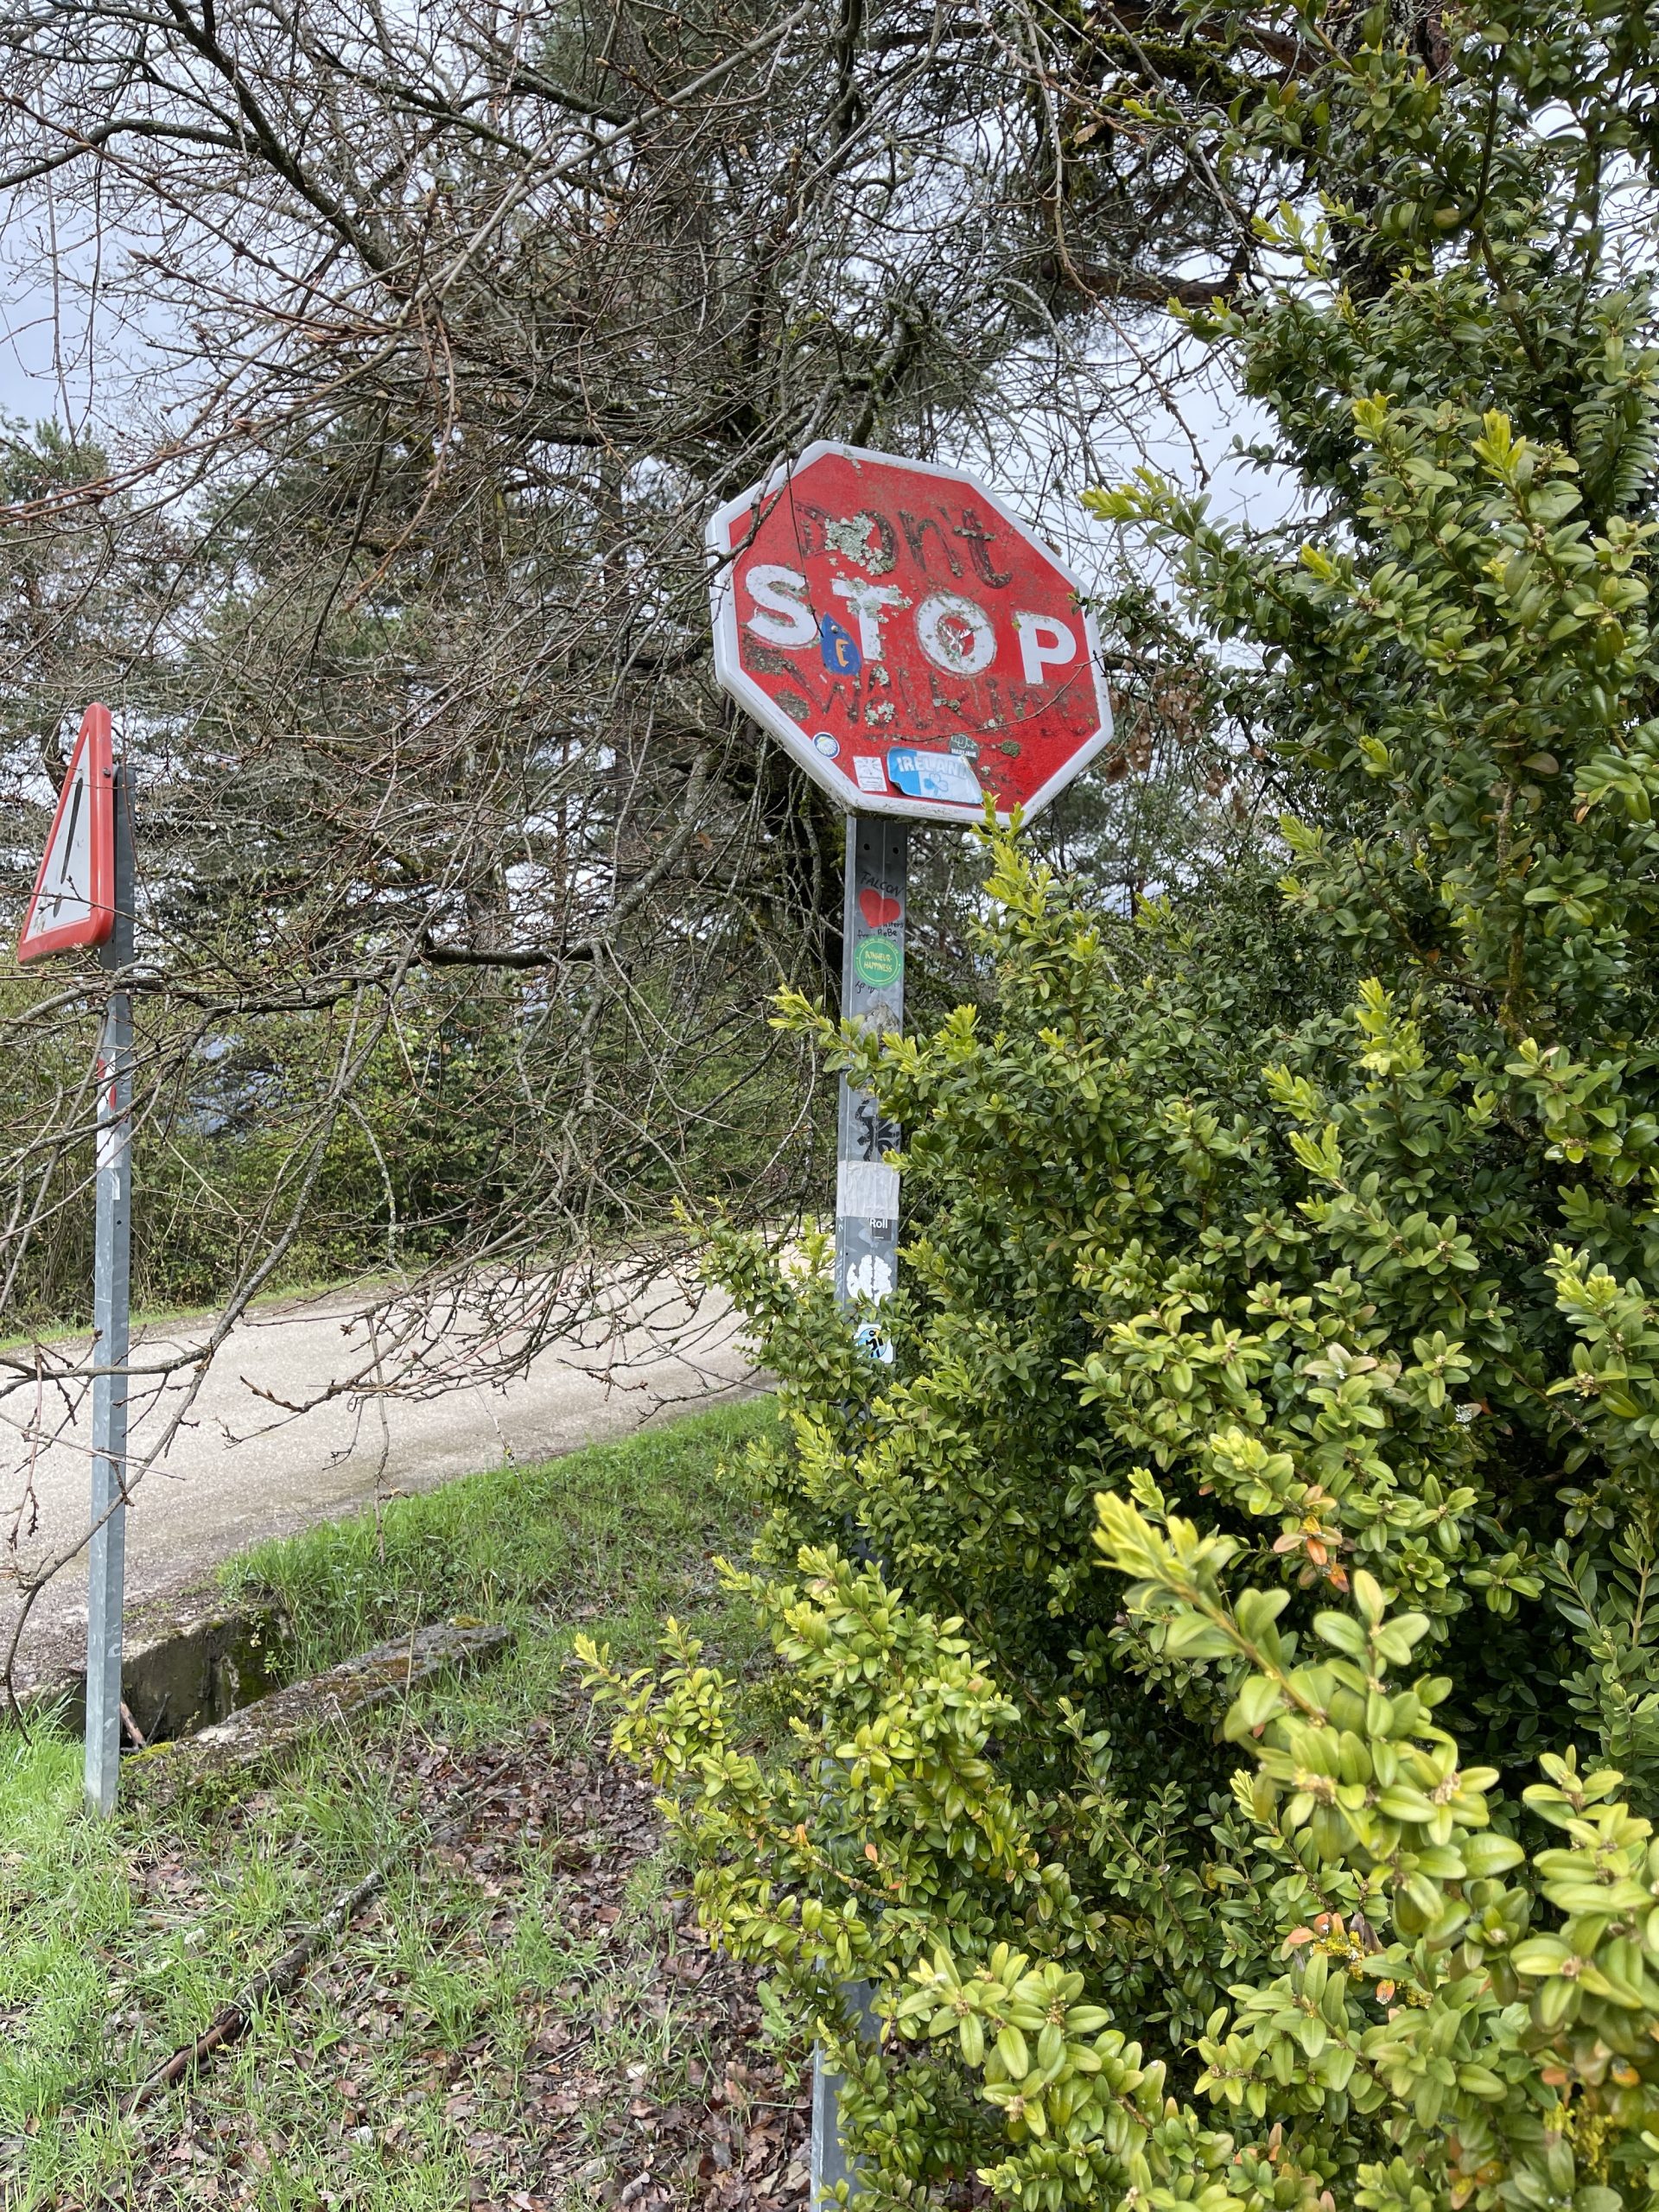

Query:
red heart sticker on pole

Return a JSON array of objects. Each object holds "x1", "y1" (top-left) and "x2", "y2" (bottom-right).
[{"x1": 858, "y1": 889, "x2": 902, "y2": 929}]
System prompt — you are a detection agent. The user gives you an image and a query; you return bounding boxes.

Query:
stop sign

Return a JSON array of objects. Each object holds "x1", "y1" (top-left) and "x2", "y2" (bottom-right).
[{"x1": 708, "y1": 442, "x2": 1113, "y2": 823}]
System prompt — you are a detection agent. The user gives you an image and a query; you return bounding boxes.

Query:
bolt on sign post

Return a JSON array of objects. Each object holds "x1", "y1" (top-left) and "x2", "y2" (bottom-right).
[
  {"x1": 708, "y1": 444, "x2": 1114, "y2": 2202},
  {"x1": 17, "y1": 704, "x2": 134, "y2": 1818}
]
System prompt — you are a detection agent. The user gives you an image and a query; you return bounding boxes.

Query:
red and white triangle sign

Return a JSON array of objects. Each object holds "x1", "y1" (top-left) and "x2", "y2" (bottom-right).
[{"x1": 18, "y1": 703, "x2": 117, "y2": 964}]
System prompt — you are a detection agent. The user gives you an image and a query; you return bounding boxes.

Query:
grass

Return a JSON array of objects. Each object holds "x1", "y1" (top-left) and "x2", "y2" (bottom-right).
[
  {"x1": 220, "y1": 1394, "x2": 770, "y2": 1673},
  {"x1": 0, "y1": 1395, "x2": 786, "y2": 2210}
]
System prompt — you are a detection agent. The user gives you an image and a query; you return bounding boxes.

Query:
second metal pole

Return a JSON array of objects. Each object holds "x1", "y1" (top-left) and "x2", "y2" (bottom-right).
[
  {"x1": 86, "y1": 765, "x2": 134, "y2": 1818},
  {"x1": 812, "y1": 812, "x2": 908, "y2": 2206}
]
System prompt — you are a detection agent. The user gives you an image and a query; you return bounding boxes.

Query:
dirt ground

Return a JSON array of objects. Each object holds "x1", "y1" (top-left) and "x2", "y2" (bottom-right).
[{"x1": 58, "y1": 1708, "x2": 812, "y2": 2212}]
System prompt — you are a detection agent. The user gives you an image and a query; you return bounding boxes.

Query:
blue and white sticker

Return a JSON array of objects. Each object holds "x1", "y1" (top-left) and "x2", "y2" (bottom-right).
[
  {"x1": 886, "y1": 747, "x2": 982, "y2": 805},
  {"x1": 813, "y1": 731, "x2": 840, "y2": 758}
]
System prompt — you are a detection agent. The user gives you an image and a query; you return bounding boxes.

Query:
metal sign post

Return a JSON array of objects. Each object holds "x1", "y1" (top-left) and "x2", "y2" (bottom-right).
[
  {"x1": 15, "y1": 705, "x2": 130, "y2": 1815},
  {"x1": 810, "y1": 813, "x2": 907, "y2": 2208},
  {"x1": 707, "y1": 439, "x2": 1116, "y2": 2211},
  {"x1": 836, "y1": 817, "x2": 906, "y2": 1316},
  {"x1": 86, "y1": 768, "x2": 133, "y2": 1817}
]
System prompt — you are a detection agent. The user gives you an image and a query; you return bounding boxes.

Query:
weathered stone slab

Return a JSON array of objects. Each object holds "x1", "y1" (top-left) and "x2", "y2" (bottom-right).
[
  {"x1": 128, "y1": 1620, "x2": 514, "y2": 1805},
  {"x1": 15, "y1": 1597, "x2": 284, "y2": 1741}
]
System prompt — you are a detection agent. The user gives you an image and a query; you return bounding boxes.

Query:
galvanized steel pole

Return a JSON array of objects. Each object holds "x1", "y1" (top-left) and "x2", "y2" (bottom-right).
[
  {"x1": 86, "y1": 765, "x2": 133, "y2": 1818},
  {"x1": 810, "y1": 812, "x2": 907, "y2": 2206}
]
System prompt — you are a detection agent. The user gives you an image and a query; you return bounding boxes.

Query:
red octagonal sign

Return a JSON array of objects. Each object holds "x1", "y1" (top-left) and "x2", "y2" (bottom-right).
[{"x1": 708, "y1": 442, "x2": 1114, "y2": 823}]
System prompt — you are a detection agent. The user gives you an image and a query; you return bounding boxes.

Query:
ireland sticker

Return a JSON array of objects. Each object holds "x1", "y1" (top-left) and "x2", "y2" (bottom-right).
[{"x1": 855, "y1": 937, "x2": 901, "y2": 988}]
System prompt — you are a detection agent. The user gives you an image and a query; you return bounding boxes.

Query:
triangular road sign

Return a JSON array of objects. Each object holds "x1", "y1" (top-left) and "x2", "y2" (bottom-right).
[{"x1": 18, "y1": 703, "x2": 117, "y2": 963}]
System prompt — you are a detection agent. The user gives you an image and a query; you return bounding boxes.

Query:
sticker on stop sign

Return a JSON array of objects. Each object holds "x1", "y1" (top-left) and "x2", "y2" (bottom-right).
[{"x1": 708, "y1": 442, "x2": 1114, "y2": 824}]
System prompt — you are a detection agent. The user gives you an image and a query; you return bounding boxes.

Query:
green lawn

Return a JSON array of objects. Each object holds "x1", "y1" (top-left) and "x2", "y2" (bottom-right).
[{"x1": 0, "y1": 1397, "x2": 798, "y2": 2212}]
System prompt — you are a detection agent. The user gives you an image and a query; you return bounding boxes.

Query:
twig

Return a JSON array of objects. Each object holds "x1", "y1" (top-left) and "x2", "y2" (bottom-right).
[{"x1": 122, "y1": 1798, "x2": 474, "y2": 2115}]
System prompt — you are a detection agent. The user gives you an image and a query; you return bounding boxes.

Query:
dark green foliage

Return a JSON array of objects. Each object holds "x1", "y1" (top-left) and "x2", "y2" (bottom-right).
[{"x1": 0, "y1": 982, "x2": 526, "y2": 1325}]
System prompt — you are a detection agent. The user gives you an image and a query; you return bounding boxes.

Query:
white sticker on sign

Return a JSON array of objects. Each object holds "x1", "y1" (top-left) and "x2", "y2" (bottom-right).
[
  {"x1": 854, "y1": 754, "x2": 887, "y2": 792},
  {"x1": 845, "y1": 1253, "x2": 893, "y2": 1301},
  {"x1": 836, "y1": 1160, "x2": 900, "y2": 1221}
]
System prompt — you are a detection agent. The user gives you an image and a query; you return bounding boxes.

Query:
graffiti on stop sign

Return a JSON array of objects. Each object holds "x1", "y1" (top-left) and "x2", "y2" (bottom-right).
[{"x1": 708, "y1": 442, "x2": 1114, "y2": 824}]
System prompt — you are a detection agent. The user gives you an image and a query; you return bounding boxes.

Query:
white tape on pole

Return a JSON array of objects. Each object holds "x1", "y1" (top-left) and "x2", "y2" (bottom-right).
[{"x1": 835, "y1": 1160, "x2": 900, "y2": 1223}]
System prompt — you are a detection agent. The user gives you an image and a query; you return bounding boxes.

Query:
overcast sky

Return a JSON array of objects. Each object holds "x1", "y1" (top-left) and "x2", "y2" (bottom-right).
[
  {"x1": 0, "y1": 205, "x2": 1298, "y2": 545},
  {"x1": 1, "y1": 213, "x2": 93, "y2": 432}
]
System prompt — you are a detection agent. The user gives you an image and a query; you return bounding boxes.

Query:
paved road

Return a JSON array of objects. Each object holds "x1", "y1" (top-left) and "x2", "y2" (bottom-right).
[{"x1": 0, "y1": 1276, "x2": 756, "y2": 1687}]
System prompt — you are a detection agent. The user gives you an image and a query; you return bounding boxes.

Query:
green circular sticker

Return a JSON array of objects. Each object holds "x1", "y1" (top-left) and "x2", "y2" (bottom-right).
[{"x1": 855, "y1": 937, "x2": 901, "y2": 988}]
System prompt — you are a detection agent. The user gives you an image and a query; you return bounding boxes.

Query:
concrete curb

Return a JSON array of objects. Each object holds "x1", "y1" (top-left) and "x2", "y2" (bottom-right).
[
  {"x1": 128, "y1": 1620, "x2": 516, "y2": 1807},
  {"x1": 16, "y1": 1595, "x2": 284, "y2": 1742}
]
